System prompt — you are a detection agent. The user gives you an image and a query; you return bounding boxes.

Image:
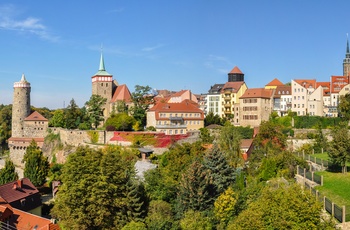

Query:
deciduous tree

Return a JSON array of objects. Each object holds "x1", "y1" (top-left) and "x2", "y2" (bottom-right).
[
  {"x1": 131, "y1": 85, "x2": 154, "y2": 128},
  {"x1": 328, "y1": 123, "x2": 350, "y2": 173}
]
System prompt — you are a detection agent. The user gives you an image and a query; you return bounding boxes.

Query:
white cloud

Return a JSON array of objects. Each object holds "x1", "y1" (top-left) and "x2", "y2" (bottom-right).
[
  {"x1": 205, "y1": 54, "x2": 233, "y2": 73},
  {"x1": 0, "y1": 4, "x2": 59, "y2": 42},
  {"x1": 142, "y1": 44, "x2": 164, "y2": 52}
]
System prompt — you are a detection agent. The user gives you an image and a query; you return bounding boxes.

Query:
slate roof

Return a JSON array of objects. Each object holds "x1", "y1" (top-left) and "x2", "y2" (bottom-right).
[{"x1": 24, "y1": 111, "x2": 48, "y2": 121}]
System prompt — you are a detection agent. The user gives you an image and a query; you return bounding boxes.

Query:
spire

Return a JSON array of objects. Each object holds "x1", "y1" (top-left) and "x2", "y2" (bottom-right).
[
  {"x1": 20, "y1": 73, "x2": 27, "y2": 82},
  {"x1": 99, "y1": 52, "x2": 106, "y2": 71},
  {"x1": 347, "y1": 33, "x2": 349, "y2": 54}
]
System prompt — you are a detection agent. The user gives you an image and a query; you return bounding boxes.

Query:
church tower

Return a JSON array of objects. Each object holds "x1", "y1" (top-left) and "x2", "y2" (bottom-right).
[
  {"x1": 91, "y1": 52, "x2": 114, "y2": 117},
  {"x1": 343, "y1": 35, "x2": 350, "y2": 77},
  {"x1": 228, "y1": 66, "x2": 244, "y2": 82},
  {"x1": 12, "y1": 74, "x2": 31, "y2": 138}
]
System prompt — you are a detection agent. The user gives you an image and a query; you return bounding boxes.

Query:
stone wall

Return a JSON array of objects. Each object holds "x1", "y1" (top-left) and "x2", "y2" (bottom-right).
[{"x1": 24, "y1": 121, "x2": 48, "y2": 138}]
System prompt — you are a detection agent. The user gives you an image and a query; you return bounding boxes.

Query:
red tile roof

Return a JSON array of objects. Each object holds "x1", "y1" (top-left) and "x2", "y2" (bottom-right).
[
  {"x1": 24, "y1": 111, "x2": 48, "y2": 121},
  {"x1": 273, "y1": 85, "x2": 291, "y2": 98},
  {"x1": 229, "y1": 66, "x2": 243, "y2": 74},
  {"x1": 316, "y1": 82, "x2": 330, "y2": 96},
  {"x1": 294, "y1": 79, "x2": 316, "y2": 89},
  {"x1": 330, "y1": 75, "x2": 350, "y2": 93},
  {"x1": 111, "y1": 84, "x2": 132, "y2": 103},
  {"x1": 265, "y1": 78, "x2": 284, "y2": 87},
  {"x1": 240, "y1": 88, "x2": 274, "y2": 99},
  {"x1": 221, "y1": 81, "x2": 245, "y2": 93}
]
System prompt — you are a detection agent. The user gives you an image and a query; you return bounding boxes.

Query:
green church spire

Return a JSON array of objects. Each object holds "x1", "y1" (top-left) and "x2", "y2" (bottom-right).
[{"x1": 95, "y1": 50, "x2": 111, "y2": 76}]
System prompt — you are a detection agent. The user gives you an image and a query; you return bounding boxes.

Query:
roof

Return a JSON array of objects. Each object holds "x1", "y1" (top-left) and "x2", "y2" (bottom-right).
[
  {"x1": 241, "y1": 139, "x2": 253, "y2": 148},
  {"x1": 94, "y1": 52, "x2": 111, "y2": 76},
  {"x1": 265, "y1": 78, "x2": 284, "y2": 87},
  {"x1": 0, "y1": 178, "x2": 40, "y2": 205},
  {"x1": 294, "y1": 79, "x2": 316, "y2": 89},
  {"x1": 111, "y1": 84, "x2": 132, "y2": 103},
  {"x1": 229, "y1": 66, "x2": 243, "y2": 74},
  {"x1": 273, "y1": 85, "x2": 291, "y2": 98},
  {"x1": 240, "y1": 88, "x2": 274, "y2": 99},
  {"x1": 330, "y1": 75, "x2": 350, "y2": 93},
  {"x1": 221, "y1": 81, "x2": 245, "y2": 93},
  {"x1": 24, "y1": 111, "x2": 48, "y2": 121},
  {"x1": 316, "y1": 82, "x2": 330, "y2": 96},
  {"x1": 208, "y1": 84, "x2": 225, "y2": 94}
]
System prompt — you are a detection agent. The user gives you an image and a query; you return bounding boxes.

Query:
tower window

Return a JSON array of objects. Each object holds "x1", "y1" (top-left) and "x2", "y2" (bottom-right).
[
  {"x1": 101, "y1": 83, "x2": 103, "y2": 86},
  {"x1": 106, "y1": 83, "x2": 108, "y2": 87}
]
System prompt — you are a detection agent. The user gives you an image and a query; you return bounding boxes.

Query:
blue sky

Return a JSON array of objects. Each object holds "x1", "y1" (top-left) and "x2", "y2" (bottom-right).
[{"x1": 0, "y1": 1, "x2": 349, "y2": 109}]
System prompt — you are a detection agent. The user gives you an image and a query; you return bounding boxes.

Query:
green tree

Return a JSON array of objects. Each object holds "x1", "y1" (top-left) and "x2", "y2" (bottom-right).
[
  {"x1": 227, "y1": 183, "x2": 336, "y2": 230},
  {"x1": 313, "y1": 122, "x2": 327, "y2": 153},
  {"x1": 85, "y1": 94, "x2": 107, "y2": 129},
  {"x1": 176, "y1": 159, "x2": 215, "y2": 215},
  {"x1": 219, "y1": 124, "x2": 243, "y2": 168},
  {"x1": 202, "y1": 144, "x2": 235, "y2": 195},
  {"x1": 199, "y1": 127, "x2": 214, "y2": 144},
  {"x1": 122, "y1": 221, "x2": 147, "y2": 230},
  {"x1": 131, "y1": 85, "x2": 154, "y2": 128},
  {"x1": 23, "y1": 140, "x2": 49, "y2": 187},
  {"x1": 339, "y1": 93, "x2": 350, "y2": 120},
  {"x1": 105, "y1": 113, "x2": 136, "y2": 131},
  {"x1": 204, "y1": 111, "x2": 223, "y2": 126},
  {"x1": 180, "y1": 210, "x2": 213, "y2": 230},
  {"x1": 64, "y1": 98, "x2": 81, "y2": 129},
  {"x1": 51, "y1": 146, "x2": 138, "y2": 230},
  {"x1": 145, "y1": 200, "x2": 174, "y2": 230},
  {"x1": 214, "y1": 187, "x2": 237, "y2": 225},
  {"x1": 125, "y1": 179, "x2": 147, "y2": 223},
  {"x1": 49, "y1": 109, "x2": 65, "y2": 127},
  {"x1": 0, "y1": 158, "x2": 18, "y2": 185},
  {"x1": 328, "y1": 123, "x2": 350, "y2": 173},
  {"x1": 0, "y1": 104, "x2": 12, "y2": 146}
]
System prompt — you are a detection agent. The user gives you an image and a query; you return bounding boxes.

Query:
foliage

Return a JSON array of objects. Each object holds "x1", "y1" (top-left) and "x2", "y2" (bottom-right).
[
  {"x1": 202, "y1": 144, "x2": 235, "y2": 195},
  {"x1": 328, "y1": 123, "x2": 350, "y2": 173},
  {"x1": 87, "y1": 130, "x2": 99, "y2": 144},
  {"x1": 0, "y1": 104, "x2": 12, "y2": 145},
  {"x1": 121, "y1": 221, "x2": 147, "y2": 230},
  {"x1": 115, "y1": 100, "x2": 129, "y2": 114},
  {"x1": 105, "y1": 113, "x2": 136, "y2": 131},
  {"x1": 176, "y1": 159, "x2": 215, "y2": 214},
  {"x1": 293, "y1": 115, "x2": 342, "y2": 129},
  {"x1": 51, "y1": 146, "x2": 142, "y2": 229},
  {"x1": 179, "y1": 210, "x2": 213, "y2": 230},
  {"x1": 204, "y1": 111, "x2": 224, "y2": 126},
  {"x1": 339, "y1": 93, "x2": 350, "y2": 120},
  {"x1": 218, "y1": 124, "x2": 243, "y2": 168},
  {"x1": 130, "y1": 85, "x2": 154, "y2": 128},
  {"x1": 125, "y1": 179, "x2": 148, "y2": 223},
  {"x1": 23, "y1": 140, "x2": 50, "y2": 187},
  {"x1": 227, "y1": 183, "x2": 336, "y2": 230},
  {"x1": 49, "y1": 109, "x2": 65, "y2": 127},
  {"x1": 64, "y1": 98, "x2": 82, "y2": 129},
  {"x1": 313, "y1": 122, "x2": 328, "y2": 153},
  {"x1": 145, "y1": 200, "x2": 174, "y2": 230},
  {"x1": 0, "y1": 158, "x2": 18, "y2": 185},
  {"x1": 214, "y1": 187, "x2": 237, "y2": 225},
  {"x1": 85, "y1": 94, "x2": 107, "y2": 129},
  {"x1": 234, "y1": 126, "x2": 254, "y2": 139},
  {"x1": 32, "y1": 106, "x2": 53, "y2": 120},
  {"x1": 199, "y1": 127, "x2": 214, "y2": 144}
]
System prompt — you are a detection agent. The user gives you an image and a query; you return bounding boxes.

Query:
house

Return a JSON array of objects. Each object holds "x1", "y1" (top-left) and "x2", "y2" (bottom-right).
[
  {"x1": 221, "y1": 81, "x2": 247, "y2": 124},
  {"x1": 0, "y1": 178, "x2": 42, "y2": 216},
  {"x1": 146, "y1": 99, "x2": 204, "y2": 135},
  {"x1": 272, "y1": 85, "x2": 292, "y2": 116}
]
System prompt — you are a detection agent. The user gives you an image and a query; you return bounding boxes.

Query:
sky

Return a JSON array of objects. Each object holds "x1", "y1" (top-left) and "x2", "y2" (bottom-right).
[{"x1": 0, "y1": 1, "x2": 350, "y2": 109}]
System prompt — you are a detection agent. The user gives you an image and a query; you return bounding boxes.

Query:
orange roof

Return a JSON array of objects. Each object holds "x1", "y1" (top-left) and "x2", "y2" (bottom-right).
[
  {"x1": 273, "y1": 85, "x2": 291, "y2": 98},
  {"x1": 221, "y1": 81, "x2": 244, "y2": 93},
  {"x1": 229, "y1": 66, "x2": 243, "y2": 74},
  {"x1": 24, "y1": 111, "x2": 48, "y2": 121},
  {"x1": 240, "y1": 88, "x2": 274, "y2": 99},
  {"x1": 11, "y1": 207, "x2": 59, "y2": 230},
  {"x1": 294, "y1": 79, "x2": 316, "y2": 89},
  {"x1": 111, "y1": 84, "x2": 132, "y2": 103},
  {"x1": 241, "y1": 139, "x2": 253, "y2": 148},
  {"x1": 316, "y1": 82, "x2": 330, "y2": 96},
  {"x1": 330, "y1": 75, "x2": 350, "y2": 93},
  {"x1": 266, "y1": 78, "x2": 284, "y2": 86}
]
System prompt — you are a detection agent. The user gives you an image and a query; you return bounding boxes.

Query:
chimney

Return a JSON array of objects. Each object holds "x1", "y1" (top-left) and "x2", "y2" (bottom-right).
[
  {"x1": 17, "y1": 179, "x2": 22, "y2": 188},
  {"x1": 12, "y1": 182, "x2": 17, "y2": 190}
]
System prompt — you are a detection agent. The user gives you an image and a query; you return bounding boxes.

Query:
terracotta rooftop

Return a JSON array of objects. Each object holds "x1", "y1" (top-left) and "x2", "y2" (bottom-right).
[
  {"x1": 294, "y1": 79, "x2": 316, "y2": 89},
  {"x1": 0, "y1": 178, "x2": 40, "y2": 206},
  {"x1": 240, "y1": 88, "x2": 274, "y2": 99},
  {"x1": 316, "y1": 82, "x2": 330, "y2": 96},
  {"x1": 266, "y1": 78, "x2": 284, "y2": 87},
  {"x1": 111, "y1": 84, "x2": 132, "y2": 103},
  {"x1": 24, "y1": 111, "x2": 48, "y2": 121},
  {"x1": 229, "y1": 66, "x2": 243, "y2": 74},
  {"x1": 273, "y1": 85, "x2": 291, "y2": 98}
]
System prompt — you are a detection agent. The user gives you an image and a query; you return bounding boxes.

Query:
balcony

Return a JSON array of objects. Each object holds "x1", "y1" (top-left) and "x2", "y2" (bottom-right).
[
  {"x1": 224, "y1": 110, "x2": 232, "y2": 114},
  {"x1": 169, "y1": 116, "x2": 184, "y2": 122},
  {"x1": 224, "y1": 103, "x2": 231, "y2": 108}
]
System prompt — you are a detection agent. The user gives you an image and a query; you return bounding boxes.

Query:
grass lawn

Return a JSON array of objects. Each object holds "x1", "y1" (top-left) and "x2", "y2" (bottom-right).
[
  {"x1": 313, "y1": 153, "x2": 329, "y2": 161},
  {"x1": 314, "y1": 171, "x2": 350, "y2": 207}
]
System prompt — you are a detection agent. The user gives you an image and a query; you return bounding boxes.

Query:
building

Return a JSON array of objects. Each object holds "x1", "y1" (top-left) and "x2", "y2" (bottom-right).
[
  {"x1": 8, "y1": 75, "x2": 49, "y2": 166},
  {"x1": 146, "y1": 99, "x2": 204, "y2": 135},
  {"x1": 239, "y1": 88, "x2": 274, "y2": 127},
  {"x1": 206, "y1": 84, "x2": 224, "y2": 116},
  {"x1": 91, "y1": 53, "x2": 132, "y2": 119},
  {"x1": 343, "y1": 36, "x2": 350, "y2": 77}
]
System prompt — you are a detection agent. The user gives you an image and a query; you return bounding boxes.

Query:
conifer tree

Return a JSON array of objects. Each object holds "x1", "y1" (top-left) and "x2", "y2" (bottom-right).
[
  {"x1": 202, "y1": 144, "x2": 235, "y2": 195},
  {"x1": 125, "y1": 179, "x2": 147, "y2": 223},
  {"x1": 0, "y1": 158, "x2": 18, "y2": 185},
  {"x1": 23, "y1": 140, "x2": 49, "y2": 187}
]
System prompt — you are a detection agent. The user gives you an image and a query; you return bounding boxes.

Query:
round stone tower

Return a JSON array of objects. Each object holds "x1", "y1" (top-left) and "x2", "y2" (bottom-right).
[{"x1": 12, "y1": 74, "x2": 31, "y2": 138}]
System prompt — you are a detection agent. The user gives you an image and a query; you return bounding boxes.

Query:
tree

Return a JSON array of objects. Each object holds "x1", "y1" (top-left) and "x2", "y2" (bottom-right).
[
  {"x1": 202, "y1": 144, "x2": 235, "y2": 195},
  {"x1": 176, "y1": 160, "x2": 215, "y2": 214},
  {"x1": 204, "y1": 111, "x2": 223, "y2": 126},
  {"x1": 105, "y1": 113, "x2": 136, "y2": 131},
  {"x1": 0, "y1": 104, "x2": 12, "y2": 146},
  {"x1": 64, "y1": 98, "x2": 81, "y2": 129},
  {"x1": 145, "y1": 200, "x2": 174, "y2": 230},
  {"x1": 218, "y1": 124, "x2": 244, "y2": 168},
  {"x1": 49, "y1": 109, "x2": 65, "y2": 127},
  {"x1": 214, "y1": 187, "x2": 237, "y2": 225},
  {"x1": 328, "y1": 123, "x2": 350, "y2": 173},
  {"x1": 131, "y1": 85, "x2": 154, "y2": 128},
  {"x1": 23, "y1": 140, "x2": 49, "y2": 187},
  {"x1": 313, "y1": 122, "x2": 327, "y2": 153},
  {"x1": 227, "y1": 183, "x2": 336, "y2": 229},
  {"x1": 199, "y1": 127, "x2": 214, "y2": 144},
  {"x1": 0, "y1": 158, "x2": 18, "y2": 185},
  {"x1": 179, "y1": 210, "x2": 213, "y2": 230},
  {"x1": 339, "y1": 93, "x2": 350, "y2": 120},
  {"x1": 51, "y1": 146, "x2": 138, "y2": 229},
  {"x1": 85, "y1": 94, "x2": 107, "y2": 128}
]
